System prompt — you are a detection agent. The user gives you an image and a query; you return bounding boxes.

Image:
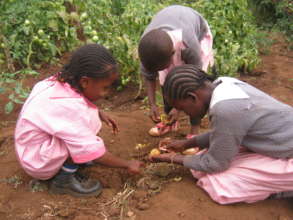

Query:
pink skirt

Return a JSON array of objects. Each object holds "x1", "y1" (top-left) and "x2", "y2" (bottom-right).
[{"x1": 191, "y1": 151, "x2": 293, "y2": 204}]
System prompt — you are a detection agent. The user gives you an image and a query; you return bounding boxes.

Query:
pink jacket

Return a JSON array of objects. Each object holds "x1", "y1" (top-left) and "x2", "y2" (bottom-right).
[{"x1": 15, "y1": 77, "x2": 106, "y2": 180}]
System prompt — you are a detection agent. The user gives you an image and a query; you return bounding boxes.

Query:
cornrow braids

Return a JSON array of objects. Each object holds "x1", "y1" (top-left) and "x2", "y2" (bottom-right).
[
  {"x1": 57, "y1": 44, "x2": 118, "y2": 91},
  {"x1": 163, "y1": 64, "x2": 214, "y2": 101}
]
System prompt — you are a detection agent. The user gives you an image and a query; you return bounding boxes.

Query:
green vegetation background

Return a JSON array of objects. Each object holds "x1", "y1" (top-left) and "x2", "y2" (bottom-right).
[{"x1": 0, "y1": 0, "x2": 292, "y2": 113}]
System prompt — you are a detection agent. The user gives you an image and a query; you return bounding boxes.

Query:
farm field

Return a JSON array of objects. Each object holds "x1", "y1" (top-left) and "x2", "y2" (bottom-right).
[
  {"x1": 1, "y1": 0, "x2": 293, "y2": 219},
  {"x1": 0, "y1": 34, "x2": 292, "y2": 220}
]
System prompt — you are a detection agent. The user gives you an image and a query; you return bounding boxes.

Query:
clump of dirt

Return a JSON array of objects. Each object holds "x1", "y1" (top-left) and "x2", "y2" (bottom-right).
[{"x1": 89, "y1": 166, "x2": 127, "y2": 190}]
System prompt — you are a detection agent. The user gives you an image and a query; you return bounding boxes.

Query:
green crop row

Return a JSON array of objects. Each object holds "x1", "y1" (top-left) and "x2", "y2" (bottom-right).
[
  {"x1": 250, "y1": 0, "x2": 292, "y2": 47},
  {"x1": 0, "y1": 0, "x2": 264, "y2": 113}
]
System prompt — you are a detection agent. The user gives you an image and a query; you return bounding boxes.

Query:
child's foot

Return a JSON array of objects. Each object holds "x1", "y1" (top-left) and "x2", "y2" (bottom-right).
[
  {"x1": 148, "y1": 121, "x2": 179, "y2": 137},
  {"x1": 50, "y1": 170, "x2": 102, "y2": 197}
]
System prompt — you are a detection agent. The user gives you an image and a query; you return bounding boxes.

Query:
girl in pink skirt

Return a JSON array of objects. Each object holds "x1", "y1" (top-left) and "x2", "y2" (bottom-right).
[
  {"x1": 138, "y1": 5, "x2": 214, "y2": 137},
  {"x1": 151, "y1": 64, "x2": 293, "y2": 204},
  {"x1": 15, "y1": 44, "x2": 143, "y2": 197}
]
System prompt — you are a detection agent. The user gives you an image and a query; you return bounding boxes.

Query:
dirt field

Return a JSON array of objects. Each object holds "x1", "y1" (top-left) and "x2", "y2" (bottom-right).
[{"x1": 0, "y1": 34, "x2": 292, "y2": 220}]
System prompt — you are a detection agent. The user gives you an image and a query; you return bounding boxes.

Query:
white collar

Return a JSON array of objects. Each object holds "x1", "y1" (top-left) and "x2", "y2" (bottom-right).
[{"x1": 210, "y1": 77, "x2": 249, "y2": 110}]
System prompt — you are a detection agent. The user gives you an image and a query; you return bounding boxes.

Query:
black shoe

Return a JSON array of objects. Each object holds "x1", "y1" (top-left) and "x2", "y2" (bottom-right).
[
  {"x1": 50, "y1": 171, "x2": 102, "y2": 197},
  {"x1": 268, "y1": 191, "x2": 293, "y2": 200}
]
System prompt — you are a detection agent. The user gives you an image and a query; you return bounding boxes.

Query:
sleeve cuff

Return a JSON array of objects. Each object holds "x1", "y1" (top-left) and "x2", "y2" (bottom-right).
[
  {"x1": 196, "y1": 132, "x2": 210, "y2": 148},
  {"x1": 183, "y1": 155, "x2": 199, "y2": 170}
]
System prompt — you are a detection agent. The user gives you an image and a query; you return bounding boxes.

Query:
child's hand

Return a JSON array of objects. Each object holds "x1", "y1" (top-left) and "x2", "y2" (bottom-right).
[
  {"x1": 167, "y1": 108, "x2": 179, "y2": 125},
  {"x1": 159, "y1": 137, "x2": 187, "y2": 153},
  {"x1": 127, "y1": 160, "x2": 144, "y2": 175},
  {"x1": 105, "y1": 116, "x2": 119, "y2": 134},
  {"x1": 99, "y1": 111, "x2": 119, "y2": 134},
  {"x1": 150, "y1": 105, "x2": 161, "y2": 123},
  {"x1": 149, "y1": 152, "x2": 177, "y2": 163},
  {"x1": 159, "y1": 137, "x2": 173, "y2": 151},
  {"x1": 165, "y1": 139, "x2": 187, "y2": 152}
]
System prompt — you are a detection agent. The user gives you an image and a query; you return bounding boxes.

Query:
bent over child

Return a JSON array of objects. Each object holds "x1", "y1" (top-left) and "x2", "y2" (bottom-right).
[
  {"x1": 151, "y1": 64, "x2": 293, "y2": 204},
  {"x1": 138, "y1": 5, "x2": 214, "y2": 137},
  {"x1": 15, "y1": 44, "x2": 143, "y2": 197}
]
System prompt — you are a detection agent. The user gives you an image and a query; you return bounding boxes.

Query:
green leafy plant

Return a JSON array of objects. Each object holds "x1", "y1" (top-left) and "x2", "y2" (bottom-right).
[
  {"x1": 0, "y1": 69, "x2": 39, "y2": 114},
  {"x1": 0, "y1": 0, "x2": 79, "y2": 70},
  {"x1": 250, "y1": 0, "x2": 293, "y2": 48},
  {"x1": 1, "y1": 0, "x2": 263, "y2": 83},
  {"x1": 0, "y1": 0, "x2": 268, "y2": 114},
  {"x1": 74, "y1": 0, "x2": 261, "y2": 82},
  {"x1": 73, "y1": 0, "x2": 163, "y2": 88},
  {"x1": 191, "y1": 0, "x2": 260, "y2": 75}
]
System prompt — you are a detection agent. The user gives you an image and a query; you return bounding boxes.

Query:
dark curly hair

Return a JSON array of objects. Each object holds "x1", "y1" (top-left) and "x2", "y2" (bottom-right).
[{"x1": 57, "y1": 44, "x2": 118, "y2": 91}]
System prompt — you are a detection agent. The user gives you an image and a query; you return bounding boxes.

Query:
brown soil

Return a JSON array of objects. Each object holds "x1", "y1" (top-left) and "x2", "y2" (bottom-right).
[{"x1": 0, "y1": 34, "x2": 292, "y2": 220}]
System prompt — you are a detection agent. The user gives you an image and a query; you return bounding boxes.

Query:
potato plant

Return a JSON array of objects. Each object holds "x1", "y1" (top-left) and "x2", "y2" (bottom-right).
[
  {"x1": 74, "y1": 0, "x2": 261, "y2": 83},
  {"x1": 0, "y1": 0, "x2": 266, "y2": 113},
  {"x1": 251, "y1": 0, "x2": 292, "y2": 48},
  {"x1": 0, "y1": 0, "x2": 79, "y2": 69},
  {"x1": 0, "y1": 69, "x2": 39, "y2": 114}
]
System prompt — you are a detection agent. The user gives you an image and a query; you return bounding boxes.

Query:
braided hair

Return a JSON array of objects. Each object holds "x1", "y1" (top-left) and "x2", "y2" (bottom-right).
[
  {"x1": 163, "y1": 64, "x2": 215, "y2": 101},
  {"x1": 57, "y1": 44, "x2": 118, "y2": 91}
]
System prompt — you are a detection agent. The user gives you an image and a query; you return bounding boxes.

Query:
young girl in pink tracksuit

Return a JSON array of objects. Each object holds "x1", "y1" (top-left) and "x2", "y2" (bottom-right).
[{"x1": 15, "y1": 44, "x2": 143, "y2": 197}]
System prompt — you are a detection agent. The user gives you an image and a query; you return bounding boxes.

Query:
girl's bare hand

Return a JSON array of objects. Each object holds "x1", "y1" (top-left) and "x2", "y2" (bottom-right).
[
  {"x1": 166, "y1": 139, "x2": 188, "y2": 152},
  {"x1": 167, "y1": 108, "x2": 179, "y2": 125},
  {"x1": 158, "y1": 137, "x2": 172, "y2": 151},
  {"x1": 99, "y1": 111, "x2": 119, "y2": 134},
  {"x1": 127, "y1": 160, "x2": 144, "y2": 175},
  {"x1": 149, "y1": 152, "x2": 177, "y2": 163},
  {"x1": 150, "y1": 105, "x2": 161, "y2": 123}
]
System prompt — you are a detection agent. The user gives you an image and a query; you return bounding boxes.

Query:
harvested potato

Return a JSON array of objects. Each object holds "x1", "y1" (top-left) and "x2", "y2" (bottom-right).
[
  {"x1": 173, "y1": 176, "x2": 182, "y2": 182},
  {"x1": 149, "y1": 148, "x2": 161, "y2": 157},
  {"x1": 135, "y1": 143, "x2": 147, "y2": 150},
  {"x1": 160, "y1": 114, "x2": 170, "y2": 124},
  {"x1": 182, "y1": 147, "x2": 199, "y2": 155}
]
